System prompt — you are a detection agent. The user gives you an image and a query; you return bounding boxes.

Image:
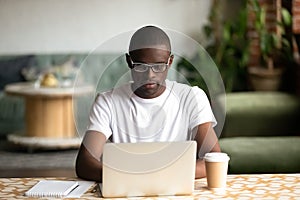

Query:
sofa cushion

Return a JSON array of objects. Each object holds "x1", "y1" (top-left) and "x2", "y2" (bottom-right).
[
  {"x1": 221, "y1": 92, "x2": 300, "y2": 138},
  {"x1": 0, "y1": 92, "x2": 25, "y2": 135},
  {"x1": 0, "y1": 92, "x2": 24, "y2": 120},
  {"x1": 0, "y1": 55, "x2": 35, "y2": 90},
  {"x1": 219, "y1": 136, "x2": 300, "y2": 174}
]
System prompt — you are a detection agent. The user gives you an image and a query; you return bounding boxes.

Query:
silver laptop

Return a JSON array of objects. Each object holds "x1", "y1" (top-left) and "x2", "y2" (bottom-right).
[{"x1": 101, "y1": 141, "x2": 196, "y2": 198}]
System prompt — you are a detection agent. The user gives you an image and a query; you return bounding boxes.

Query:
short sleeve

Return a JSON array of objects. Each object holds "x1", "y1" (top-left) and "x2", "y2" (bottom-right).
[
  {"x1": 87, "y1": 93, "x2": 113, "y2": 140},
  {"x1": 188, "y1": 87, "x2": 217, "y2": 130}
]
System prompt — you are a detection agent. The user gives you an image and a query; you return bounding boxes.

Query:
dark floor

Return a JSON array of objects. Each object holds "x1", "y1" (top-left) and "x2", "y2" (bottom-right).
[{"x1": 0, "y1": 138, "x2": 78, "y2": 178}]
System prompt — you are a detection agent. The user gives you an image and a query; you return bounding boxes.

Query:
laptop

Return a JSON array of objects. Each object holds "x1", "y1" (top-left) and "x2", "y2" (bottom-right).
[{"x1": 101, "y1": 141, "x2": 196, "y2": 198}]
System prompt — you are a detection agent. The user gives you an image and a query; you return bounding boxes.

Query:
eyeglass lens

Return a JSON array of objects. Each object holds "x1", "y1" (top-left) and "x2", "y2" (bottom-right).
[{"x1": 133, "y1": 64, "x2": 167, "y2": 72}]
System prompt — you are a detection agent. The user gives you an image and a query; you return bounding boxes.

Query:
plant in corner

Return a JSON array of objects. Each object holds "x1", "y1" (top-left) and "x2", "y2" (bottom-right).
[
  {"x1": 247, "y1": 0, "x2": 292, "y2": 91},
  {"x1": 177, "y1": 0, "x2": 250, "y2": 93}
]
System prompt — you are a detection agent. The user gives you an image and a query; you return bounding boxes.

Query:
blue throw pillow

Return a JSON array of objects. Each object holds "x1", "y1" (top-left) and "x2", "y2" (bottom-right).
[{"x1": 0, "y1": 55, "x2": 35, "y2": 90}]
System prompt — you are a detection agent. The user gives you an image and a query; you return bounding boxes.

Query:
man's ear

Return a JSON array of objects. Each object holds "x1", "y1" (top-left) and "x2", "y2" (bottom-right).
[
  {"x1": 125, "y1": 53, "x2": 132, "y2": 69},
  {"x1": 169, "y1": 54, "x2": 174, "y2": 66}
]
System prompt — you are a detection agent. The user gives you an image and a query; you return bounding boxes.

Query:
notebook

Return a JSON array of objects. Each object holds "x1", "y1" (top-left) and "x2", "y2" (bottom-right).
[
  {"x1": 101, "y1": 141, "x2": 196, "y2": 198},
  {"x1": 25, "y1": 180, "x2": 79, "y2": 198}
]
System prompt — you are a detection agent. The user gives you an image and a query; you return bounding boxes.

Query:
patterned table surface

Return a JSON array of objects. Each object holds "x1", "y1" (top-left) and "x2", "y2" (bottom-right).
[{"x1": 0, "y1": 174, "x2": 299, "y2": 199}]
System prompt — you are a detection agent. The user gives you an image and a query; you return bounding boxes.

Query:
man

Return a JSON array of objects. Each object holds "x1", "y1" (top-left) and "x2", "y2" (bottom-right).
[{"x1": 76, "y1": 25, "x2": 220, "y2": 182}]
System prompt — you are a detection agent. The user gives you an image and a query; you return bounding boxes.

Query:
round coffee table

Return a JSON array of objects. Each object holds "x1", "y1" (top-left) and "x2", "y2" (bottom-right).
[{"x1": 5, "y1": 82, "x2": 93, "y2": 150}]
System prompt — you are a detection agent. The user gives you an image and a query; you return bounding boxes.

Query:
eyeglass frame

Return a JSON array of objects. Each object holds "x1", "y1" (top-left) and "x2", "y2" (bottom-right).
[{"x1": 129, "y1": 55, "x2": 173, "y2": 73}]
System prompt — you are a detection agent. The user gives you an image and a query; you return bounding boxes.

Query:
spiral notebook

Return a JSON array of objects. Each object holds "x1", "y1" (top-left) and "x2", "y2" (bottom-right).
[{"x1": 25, "y1": 180, "x2": 79, "y2": 198}]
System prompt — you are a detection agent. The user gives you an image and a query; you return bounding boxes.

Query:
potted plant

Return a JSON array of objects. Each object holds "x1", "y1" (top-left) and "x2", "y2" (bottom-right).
[
  {"x1": 177, "y1": 0, "x2": 249, "y2": 93},
  {"x1": 247, "y1": 0, "x2": 292, "y2": 91}
]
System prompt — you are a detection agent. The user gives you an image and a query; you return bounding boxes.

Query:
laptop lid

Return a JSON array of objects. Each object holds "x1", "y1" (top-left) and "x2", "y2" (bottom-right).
[{"x1": 101, "y1": 141, "x2": 196, "y2": 198}]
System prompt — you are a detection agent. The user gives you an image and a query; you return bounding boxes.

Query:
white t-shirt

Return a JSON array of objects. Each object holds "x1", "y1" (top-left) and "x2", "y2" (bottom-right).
[{"x1": 87, "y1": 80, "x2": 216, "y2": 143}]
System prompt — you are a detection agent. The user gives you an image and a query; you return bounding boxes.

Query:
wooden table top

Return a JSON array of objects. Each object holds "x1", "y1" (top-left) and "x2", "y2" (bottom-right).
[
  {"x1": 0, "y1": 174, "x2": 299, "y2": 199},
  {"x1": 5, "y1": 82, "x2": 94, "y2": 97}
]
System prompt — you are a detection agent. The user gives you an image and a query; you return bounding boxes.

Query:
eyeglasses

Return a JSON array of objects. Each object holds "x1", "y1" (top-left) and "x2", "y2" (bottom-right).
[{"x1": 130, "y1": 56, "x2": 171, "y2": 73}]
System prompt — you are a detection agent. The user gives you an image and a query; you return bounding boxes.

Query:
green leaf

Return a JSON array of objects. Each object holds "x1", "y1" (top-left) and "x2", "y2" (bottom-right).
[{"x1": 281, "y1": 8, "x2": 292, "y2": 26}]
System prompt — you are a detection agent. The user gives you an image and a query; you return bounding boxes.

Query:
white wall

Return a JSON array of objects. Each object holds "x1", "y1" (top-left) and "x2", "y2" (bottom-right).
[{"x1": 0, "y1": 0, "x2": 212, "y2": 55}]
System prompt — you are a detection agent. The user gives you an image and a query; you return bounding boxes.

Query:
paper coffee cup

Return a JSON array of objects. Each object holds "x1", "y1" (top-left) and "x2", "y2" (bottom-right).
[{"x1": 204, "y1": 152, "x2": 230, "y2": 190}]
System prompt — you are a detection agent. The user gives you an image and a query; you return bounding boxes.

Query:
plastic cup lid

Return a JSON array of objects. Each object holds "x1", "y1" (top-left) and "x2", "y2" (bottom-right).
[{"x1": 204, "y1": 152, "x2": 230, "y2": 162}]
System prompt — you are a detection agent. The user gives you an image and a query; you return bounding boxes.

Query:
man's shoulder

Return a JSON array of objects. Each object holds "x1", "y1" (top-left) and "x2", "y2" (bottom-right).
[
  {"x1": 167, "y1": 80, "x2": 204, "y2": 96},
  {"x1": 167, "y1": 80, "x2": 191, "y2": 90},
  {"x1": 96, "y1": 83, "x2": 132, "y2": 100}
]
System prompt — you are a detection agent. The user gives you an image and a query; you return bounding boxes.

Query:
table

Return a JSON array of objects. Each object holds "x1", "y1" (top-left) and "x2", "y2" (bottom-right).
[
  {"x1": 4, "y1": 82, "x2": 93, "y2": 150},
  {"x1": 0, "y1": 174, "x2": 299, "y2": 199}
]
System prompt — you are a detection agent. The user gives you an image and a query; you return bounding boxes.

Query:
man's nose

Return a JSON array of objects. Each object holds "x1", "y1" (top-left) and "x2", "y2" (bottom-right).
[{"x1": 146, "y1": 67, "x2": 156, "y2": 79}]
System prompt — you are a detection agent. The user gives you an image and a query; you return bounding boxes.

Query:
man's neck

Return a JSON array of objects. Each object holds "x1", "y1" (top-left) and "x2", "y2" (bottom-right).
[{"x1": 131, "y1": 81, "x2": 167, "y2": 99}]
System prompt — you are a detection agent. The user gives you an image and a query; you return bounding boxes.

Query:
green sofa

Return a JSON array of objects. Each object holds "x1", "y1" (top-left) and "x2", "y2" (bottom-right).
[{"x1": 219, "y1": 92, "x2": 300, "y2": 174}]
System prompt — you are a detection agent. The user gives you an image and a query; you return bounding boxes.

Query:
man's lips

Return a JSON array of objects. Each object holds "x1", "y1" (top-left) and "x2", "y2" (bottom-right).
[
  {"x1": 133, "y1": 81, "x2": 160, "y2": 90},
  {"x1": 143, "y1": 82, "x2": 157, "y2": 89}
]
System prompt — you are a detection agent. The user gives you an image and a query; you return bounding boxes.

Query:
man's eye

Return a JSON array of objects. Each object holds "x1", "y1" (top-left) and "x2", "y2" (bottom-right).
[
  {"x1": 157, "y1": 64, "x2": 165, "y2": 69},
  {"x1": 135, "y1": 64, "x2": 146, "y2": 68},
  {"x1": 153, "y1": 64, "x2": 165, "y2": 70}
]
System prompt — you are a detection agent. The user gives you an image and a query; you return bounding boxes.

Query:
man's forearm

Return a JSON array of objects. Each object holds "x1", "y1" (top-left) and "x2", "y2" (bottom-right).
[{"x1": 76, "y1": 145, "x2": 103, "y2": 182}]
